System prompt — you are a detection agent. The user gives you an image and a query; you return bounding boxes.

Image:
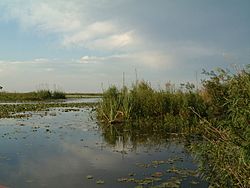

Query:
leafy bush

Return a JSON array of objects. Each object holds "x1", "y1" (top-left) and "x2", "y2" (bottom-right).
[{"x1": 193, "y1": 65, "x2": 250, "y2": 187}]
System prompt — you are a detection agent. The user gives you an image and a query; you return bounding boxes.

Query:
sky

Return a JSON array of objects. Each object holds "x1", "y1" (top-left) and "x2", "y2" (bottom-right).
[{"x1": 0, "y1": 0, "x2": 250, "y2": 92}]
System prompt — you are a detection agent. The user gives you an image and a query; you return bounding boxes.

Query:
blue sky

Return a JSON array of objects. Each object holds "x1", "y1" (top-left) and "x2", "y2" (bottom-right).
[{"x1": 0, "y1": 0, "x2": 250, "y2": 92}]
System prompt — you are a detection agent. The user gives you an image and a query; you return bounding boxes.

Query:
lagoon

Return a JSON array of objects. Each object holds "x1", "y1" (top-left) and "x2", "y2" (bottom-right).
[{"x1": 0, "y1": 105, "x2": 208, "y2": 188}]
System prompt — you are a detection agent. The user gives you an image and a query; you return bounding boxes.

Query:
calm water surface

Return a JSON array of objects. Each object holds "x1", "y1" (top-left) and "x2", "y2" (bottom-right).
[
  {"x1": 0, "y1": 97, "x2": 100, "y2": 105},
  {"x1": 0, "y1": 107, "x2": 208, "y2": 188}
]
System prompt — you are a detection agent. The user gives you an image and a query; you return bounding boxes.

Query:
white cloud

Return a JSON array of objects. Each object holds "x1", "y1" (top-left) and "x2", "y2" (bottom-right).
[
  {"x1": 1, "y1": 0, "x2": 81, "y2": 33},
  {"x1": 62, "y1": 21, "x2": 118, "y2": 47},
  {"x1": 45, "y1": 68, "x2": 54, "y2": 72},
  {"x1": 0, "y1": 58, "x2": 58, "y2": 78},
  {"x1": 0, "y1": 1, "x2": 227, "y2": 92},
  {"x1": 0, "y1": 58, "x2": 51, "y2": 65},
  {"x1": 78, "y1": 51, "x2": 173, "y2": 69},
  {"x1": 34, "y1": 58, "x2": 50, "y2": 63},
  {"x1": 78, "y1": 54, "x2": 128, "y2": 64},
  {"x1": 88, "y1": 31, "x2": 134, "y2": 50},
  {"x1": 1, "y1": 1, "x2": 135, "y2": 51},
  {"x1": 78, "y1": 56, "x2": 105, "y2": 64}
]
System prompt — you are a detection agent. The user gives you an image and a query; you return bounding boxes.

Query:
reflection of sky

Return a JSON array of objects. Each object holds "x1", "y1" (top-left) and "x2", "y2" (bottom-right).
[
  {"x1": 0, "y1": 108, "x2": 208, "y2": 188},
  {"x1": 0, "y1": 97, "x2": 101, "y2": 105}
]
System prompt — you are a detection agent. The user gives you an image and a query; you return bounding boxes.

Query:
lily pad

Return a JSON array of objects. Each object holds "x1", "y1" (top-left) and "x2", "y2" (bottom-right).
[
  {"x1": 96, "y1": 180, "x2": 105, "y2": 184},
  {"x1": 86, "y1": 175, "x2": 93, "y2": 179},
  {"x1": 151, "y1": 172, "x2": 163, "y2": 177}
]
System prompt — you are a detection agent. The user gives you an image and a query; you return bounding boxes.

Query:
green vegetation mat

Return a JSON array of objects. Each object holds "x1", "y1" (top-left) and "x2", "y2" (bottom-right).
[
  {"x1": 0, "y1": 90, "x2": 66, "y2": 102},
  {"x1": 0, "y1": 102, "x2": 97, "y2": 118}
]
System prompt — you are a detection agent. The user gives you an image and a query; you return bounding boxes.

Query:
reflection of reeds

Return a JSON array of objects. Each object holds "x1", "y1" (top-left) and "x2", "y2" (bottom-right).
[{"x1": 99, "y1": 120, "x2": 183, "y2": 152}]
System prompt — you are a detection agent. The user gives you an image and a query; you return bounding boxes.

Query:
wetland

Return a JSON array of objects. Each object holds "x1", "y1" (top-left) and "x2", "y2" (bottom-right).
[
  {"x1": 0, "y1": 66, "x2": 249, "y2": 187},
  {"x1": 0, "y1": 99, "x2": 207, "y2": 188}
]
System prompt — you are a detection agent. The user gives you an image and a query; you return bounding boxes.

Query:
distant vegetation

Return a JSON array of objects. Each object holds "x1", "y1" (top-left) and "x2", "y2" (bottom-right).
[
  {"x1": 0, "y1": 89, "x2": 66, "y2": 102},
  {"x1": 97, "y1": 65, "x2": 250, "y2": 187},
  {"x1": 0, "y1": 102, "x2": 96, "y2": 118}
]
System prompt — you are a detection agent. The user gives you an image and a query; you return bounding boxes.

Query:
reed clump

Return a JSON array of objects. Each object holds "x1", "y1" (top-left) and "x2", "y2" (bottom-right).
[
  {"x1": 98, "y1": 80, "x2": 206, "y2": 129},
  {"x1": 97, "y1": 65, "x2": 250, "y2": 187}
]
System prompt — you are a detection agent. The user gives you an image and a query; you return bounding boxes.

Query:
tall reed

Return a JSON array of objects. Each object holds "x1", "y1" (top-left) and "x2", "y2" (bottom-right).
[
  {"x1": 97, "y1": 65, "x2": 250, "y2": 187},
  {"x1": 97, "y1": 80, "x2": 205, "y2": 127}
]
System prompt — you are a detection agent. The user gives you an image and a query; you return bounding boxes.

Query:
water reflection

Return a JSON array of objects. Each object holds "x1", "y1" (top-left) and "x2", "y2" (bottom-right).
[
  {"x1": 0, "y1": 107, "x2": 208, "y2": 188},
  {"x1": 100, "y1": 121, "x2": 182, "y2": 153},
  {"x1": 0, "y1": 97, "x2": 100, "y2": 105}
]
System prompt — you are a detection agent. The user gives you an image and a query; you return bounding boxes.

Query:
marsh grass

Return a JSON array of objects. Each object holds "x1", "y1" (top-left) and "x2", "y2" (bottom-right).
[
  {"x1": 0, "y1": 89, "x2": 66, "y2": 102},
  {"x1": 97, "y1": 65, "x2": 250, "y2": 187},
  {"x1": 98, "y1": 80, "x2": 205, "y2": 130}
]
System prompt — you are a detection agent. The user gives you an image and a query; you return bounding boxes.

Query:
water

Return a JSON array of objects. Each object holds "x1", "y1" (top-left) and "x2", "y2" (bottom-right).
[
  {"x1": 0, "y1": 97, "x2": 101, "y2": 105},
  {"x1": 0, "y1": 107, "x2": 208, "y2": 188},
  {"x1": 63, "y1": 97, "x2": 101, "y2": 103}
]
